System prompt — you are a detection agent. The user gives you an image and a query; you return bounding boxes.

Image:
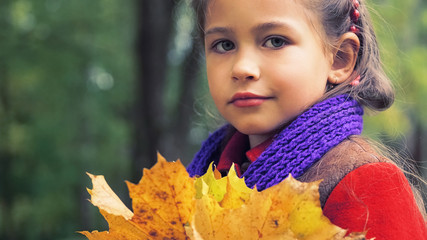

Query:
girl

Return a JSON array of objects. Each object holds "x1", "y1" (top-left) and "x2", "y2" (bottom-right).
[{"x1": 186, "y1": 0, "x2": 427, "y2": 239}]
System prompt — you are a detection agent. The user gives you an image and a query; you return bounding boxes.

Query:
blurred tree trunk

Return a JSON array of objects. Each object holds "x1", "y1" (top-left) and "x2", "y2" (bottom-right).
[
  {"x1": 132, "y1": 0, "x2": 179, "y2": 182},
  {"x1": 412, "y1": 121, "x2": 423, "y2": 169},
  {"x1": 0, "y1": 1, "x2": 15, "y2": 238},
  {"x1": 170, "y1": 37, "x2": 202, "y2": 162},
  {"x1": 0, "y1": 66, "x2": 15, "y2": 240}
]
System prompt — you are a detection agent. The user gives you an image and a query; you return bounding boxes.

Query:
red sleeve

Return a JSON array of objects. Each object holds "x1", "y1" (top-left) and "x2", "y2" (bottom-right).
[{"x1": 323, "y1": 162, "x2": 427, "y2": 240}]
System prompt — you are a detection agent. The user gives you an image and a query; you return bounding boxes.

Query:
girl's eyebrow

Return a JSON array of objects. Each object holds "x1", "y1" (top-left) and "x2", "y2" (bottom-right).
[
  {"x1": 252, "y1": 21, "x2": 296, "y2": 34},
  {"x1": 205, "y1": 21, "x2": 297, "y2": 37},
  {"x1": 205, "y1": 27, "x2": 234, "y2": 36}
]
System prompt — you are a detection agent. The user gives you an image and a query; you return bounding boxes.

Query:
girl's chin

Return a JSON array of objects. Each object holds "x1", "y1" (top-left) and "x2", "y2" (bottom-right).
[
  {"x1": 233, "y1": 122, "x2": 283, "y2": 135},
  {"x1": 234, "y1": 126, "x2": 270, "y2": 136},
  {"x1": 235, "y1": 126, "x2": 276, "y2": 138}
]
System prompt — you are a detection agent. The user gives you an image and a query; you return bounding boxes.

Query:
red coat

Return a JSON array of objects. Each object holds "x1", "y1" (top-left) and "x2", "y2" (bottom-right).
[{"x1": 323, "y1": 162, "x2": 427, "y2": 239}]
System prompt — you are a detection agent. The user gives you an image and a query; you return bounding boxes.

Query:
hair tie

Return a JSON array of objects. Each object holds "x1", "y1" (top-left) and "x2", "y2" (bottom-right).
[
  {"x1": 350, "y1": 75, "x2": 361, "y2": 86},
  {"x1": 349, "y1": 0, "x2": 361, "y2": 34}
]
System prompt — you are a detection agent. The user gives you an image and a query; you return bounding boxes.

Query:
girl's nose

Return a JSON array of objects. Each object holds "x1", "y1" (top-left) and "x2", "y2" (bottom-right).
[{"x1": 231, "y1": 53, "x2": 260, "y2": 81}]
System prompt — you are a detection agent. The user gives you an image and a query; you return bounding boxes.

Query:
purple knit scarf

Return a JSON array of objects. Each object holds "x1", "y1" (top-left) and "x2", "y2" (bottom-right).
[{"x1": 187, "y1": 95, "x2": 364, "y2": 191}]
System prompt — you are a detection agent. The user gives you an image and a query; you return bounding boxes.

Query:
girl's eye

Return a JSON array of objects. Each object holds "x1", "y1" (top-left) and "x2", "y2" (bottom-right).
[
  {"x1": 212, "y1": 40, "x2": 235, "y2": 53},
  {"x1": 264, "y1": 37, "x2": 287, "y2": 48}
]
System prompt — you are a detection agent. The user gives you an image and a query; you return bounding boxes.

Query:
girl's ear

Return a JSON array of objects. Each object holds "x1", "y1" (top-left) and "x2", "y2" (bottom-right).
[{"x1": 328, "y1": 32, "x2": 360, "y2": 84}]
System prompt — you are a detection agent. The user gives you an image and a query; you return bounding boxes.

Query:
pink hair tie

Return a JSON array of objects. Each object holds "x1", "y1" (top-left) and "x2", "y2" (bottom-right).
[{"x1": 350, "y1": 75, "x2": 361, "y2": 86}]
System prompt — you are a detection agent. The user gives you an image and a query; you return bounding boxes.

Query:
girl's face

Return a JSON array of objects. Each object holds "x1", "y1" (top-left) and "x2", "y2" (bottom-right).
[{"x1": 204, "y1": 0, "x2": 334, "y2": 147}]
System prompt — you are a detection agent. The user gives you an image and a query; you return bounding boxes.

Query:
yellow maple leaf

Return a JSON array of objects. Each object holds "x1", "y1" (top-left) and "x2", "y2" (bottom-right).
[
  {"x1": 194, "y1": 163, "x2": 227, "y2": 202},
  {"x1": 220, "y1": 165, "x2": 253, "y2": 209},
  {"x1": 188, "y1": 173, "x2": 350, "y2": 240},
  {"x1": 81, "y1": 153, "x2": 195, "y2": 239},
  {"x1": 81, "y1": 154, "x2": 370, "y2": 240},
  {"x1": 85, "y1": 173, "x2": 133, "y2": 220},
  {"x1": 194, "y1": 163, "x2": 252, "y2": 209}
]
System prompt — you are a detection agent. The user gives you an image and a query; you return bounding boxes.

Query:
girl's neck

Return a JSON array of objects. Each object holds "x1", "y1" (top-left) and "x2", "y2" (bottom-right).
[
  {"x1": 248, "y1": 124, "x2": 289, "y2": 148},
  {"x1": 248, "y1": 128, "x2": 281, "y2": 148},
  {"x1": 248, "y1": 134, "x2": 272, "y2": 149}
]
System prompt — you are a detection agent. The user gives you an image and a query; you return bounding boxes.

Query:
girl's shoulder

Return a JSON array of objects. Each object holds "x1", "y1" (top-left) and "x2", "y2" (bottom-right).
[
  {"x1": 318, "y1": 139, "x2": 427, "y2": 239},
  {"x1": 298, "y1": 135, "x2": 391, "y2": 206}
]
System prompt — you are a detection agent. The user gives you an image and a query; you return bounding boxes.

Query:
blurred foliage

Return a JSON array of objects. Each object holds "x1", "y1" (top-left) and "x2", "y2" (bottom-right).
[
  {"x1": 364, "y1": 0, "x2": 427, "y2": 163},
  {"x1": 0, "y1": 0, "x2": 135, "y2": 239},
  {"x1": 0, "y1": 0, "x2": 426, "y2": 239}
]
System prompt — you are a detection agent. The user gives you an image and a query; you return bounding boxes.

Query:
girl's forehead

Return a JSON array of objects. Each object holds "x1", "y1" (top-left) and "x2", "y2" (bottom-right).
[{"x1": 204, "y1": 0, "x2": 318, "y2": 31}]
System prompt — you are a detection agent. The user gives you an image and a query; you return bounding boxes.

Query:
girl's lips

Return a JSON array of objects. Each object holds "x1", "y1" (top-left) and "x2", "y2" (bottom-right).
[{"x1": 229, "y1": 92, "x2": 272, "y2": 107}]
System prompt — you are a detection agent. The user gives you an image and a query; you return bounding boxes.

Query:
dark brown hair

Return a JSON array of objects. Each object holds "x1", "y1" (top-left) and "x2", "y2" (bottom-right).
[{"x1": 301, "y1": 0, "x2": 394, "y2": 112}]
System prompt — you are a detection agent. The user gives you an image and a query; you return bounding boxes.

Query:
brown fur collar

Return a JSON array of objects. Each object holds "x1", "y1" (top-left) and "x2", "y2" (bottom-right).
[{"x1": 297, "y1": 136, "x2": 390, "y2": 207}]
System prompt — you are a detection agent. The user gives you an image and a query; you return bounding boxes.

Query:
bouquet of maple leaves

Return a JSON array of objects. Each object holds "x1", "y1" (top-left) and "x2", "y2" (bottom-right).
[{"x1": 80, "y1": 154, "x2": 371, "y2": 240}]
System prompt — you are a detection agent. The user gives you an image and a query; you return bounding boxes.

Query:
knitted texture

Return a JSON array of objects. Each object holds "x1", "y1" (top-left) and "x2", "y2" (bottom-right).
[
  {"x1": 187, "y1": 124, "x2": 230, "y2": 176},
  {"x1": 187, "y1": 95, "x2": 364, "y2": 191}
]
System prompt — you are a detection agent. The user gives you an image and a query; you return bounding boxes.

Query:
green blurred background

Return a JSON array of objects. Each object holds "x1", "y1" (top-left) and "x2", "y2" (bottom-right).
[{"x1": 0, "y1": 0, "x2": 426, "y2": 239}]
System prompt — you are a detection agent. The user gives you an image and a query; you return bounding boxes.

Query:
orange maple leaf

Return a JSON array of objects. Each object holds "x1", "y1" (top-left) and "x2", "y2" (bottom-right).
[{"x1": 81, "y1": 153, "x2": 195, "y2": 239}]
